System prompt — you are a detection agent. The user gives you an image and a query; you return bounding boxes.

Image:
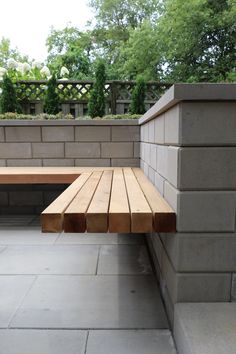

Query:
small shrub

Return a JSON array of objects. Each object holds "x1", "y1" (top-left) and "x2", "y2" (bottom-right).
[
  {"x1": 88, "y1": 61, "x2": 106, "y2": 118},
  {"x1": 44, "y1": 74, "x2": 60, "y2": 114},
  {"x1": 0, "y1": 75, "x2": 21, "y2": 113},
  {"x1": 130, "y1": 77, "x2": 146, "y2": 115}
]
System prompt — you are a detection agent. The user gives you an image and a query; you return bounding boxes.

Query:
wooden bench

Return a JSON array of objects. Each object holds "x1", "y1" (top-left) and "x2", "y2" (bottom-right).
[{"x1": 0, "y1": 167, "x2": 176, "y2": 234}]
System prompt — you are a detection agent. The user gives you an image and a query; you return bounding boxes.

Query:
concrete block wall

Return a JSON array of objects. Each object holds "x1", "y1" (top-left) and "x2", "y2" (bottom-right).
[
  {"x1": 0, "y1": 120, "x2": 139, "y2": 213},
  {"x1": 140, "y1": 84, "x2": 236, "y2": 324},
  {"x1": 0, "y1": 120, "x2": 140, "y2": 167}
]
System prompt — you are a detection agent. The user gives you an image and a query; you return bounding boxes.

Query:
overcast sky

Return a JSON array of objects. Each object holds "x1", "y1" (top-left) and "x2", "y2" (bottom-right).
[{"x1": 0, "y1": 0, "x2": 93, "y2": 62}]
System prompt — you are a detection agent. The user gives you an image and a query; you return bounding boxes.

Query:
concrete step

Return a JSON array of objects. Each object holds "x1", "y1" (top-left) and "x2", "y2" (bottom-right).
[{"x1": 174, "y1": 302, "x2": 236, "y2": 354}]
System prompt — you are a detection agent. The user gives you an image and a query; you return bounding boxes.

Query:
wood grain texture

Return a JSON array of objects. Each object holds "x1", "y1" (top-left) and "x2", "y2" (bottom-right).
[
  {"x1": 64, "y1": 171, "x2": 103, "y2": 233},
  {"x1": 109, "y1": 168, "x2": 130, "y2": 233},
  {"x1": 133, "y1": 168, "x2": 176, "y2": 232},
  {"x1": 86, "y1": 170, "x2": 113, "y2": 233},
  {"x1": 123, "y1": 168, "x2": 153, "y2": 233},
  {"x1": 41, "y1": 172, "x2": 91, "y2": 232}
]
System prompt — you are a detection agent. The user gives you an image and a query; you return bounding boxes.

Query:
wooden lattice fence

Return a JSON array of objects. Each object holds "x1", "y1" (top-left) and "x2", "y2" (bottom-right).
[{"x1": 15, "y1": 80, "x2": 172, "y2": 117}]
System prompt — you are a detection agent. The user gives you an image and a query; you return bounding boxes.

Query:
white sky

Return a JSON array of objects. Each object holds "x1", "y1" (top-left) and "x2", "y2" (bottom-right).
[{"x1": 0, "y1": 0, "x2": 94, "y2": 62}]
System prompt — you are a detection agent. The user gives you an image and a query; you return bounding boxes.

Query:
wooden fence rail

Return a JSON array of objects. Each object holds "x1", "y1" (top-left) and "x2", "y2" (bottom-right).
[{"x1": 15, "y1": 80, "x2": 172, "y2": 117}]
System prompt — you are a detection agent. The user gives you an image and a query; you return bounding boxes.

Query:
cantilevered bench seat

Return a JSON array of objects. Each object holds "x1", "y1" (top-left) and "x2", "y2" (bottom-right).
[
  {"x1": 41, "y1": 167, "x2": 176, "y2": 233},
  {"x1": 0, "y1": 167, "x2": 176, "y2": 233}
]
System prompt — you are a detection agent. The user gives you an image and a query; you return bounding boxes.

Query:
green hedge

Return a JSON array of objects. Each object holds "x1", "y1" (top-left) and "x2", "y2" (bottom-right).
[{"x1": 0, "y1": 113, "x2": 141, "y2": 120}]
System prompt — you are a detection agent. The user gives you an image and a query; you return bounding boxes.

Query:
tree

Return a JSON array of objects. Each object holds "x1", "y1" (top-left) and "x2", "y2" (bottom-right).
[
  {"x1": 118, "y1": 21, "x2": 162, "y2": 80},
  {"x1": 157, "y1": 0, "x2": 236, "y2": 82},
  {"x1": 130, "y1": 76, "x2": 146, "y2": 114},
  {"x1": 46, "y1": 26, "x2": 93, "y2": 79},
  {"x1": 0, "y1": 75, "x2": 20, "y2": 113},
  {"x1": 88, "y1": 61, "x2": 106, "y2": 117},
  {"x1": 44, "y1": 74, "x2": 60, "y2": 114},
  {"x1": 0, "y1": 37, "x2": 28, "y2": 67},
  {"x1": 88, "y1": 0, "x2": 162, "y2": 78}
]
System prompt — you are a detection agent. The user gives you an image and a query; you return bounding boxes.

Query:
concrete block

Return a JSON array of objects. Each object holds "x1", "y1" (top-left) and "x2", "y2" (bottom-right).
[
  {"x1": 140, "y1": 142, "x2": 145, "y2": 160},
  {"x1": 174, "y1": 303, "x2": 236, "y2": 354},
  {"x1": 0, "y1": 143, "x2": 31, "y2": 158},
  {"x1": 161, "y1": 232, "x2": 236, "y2": 272},
  {"x1": 112, "y1": 126, "x2": 139, "y2": 141},
  {"x1": 148, "y1": 166, "x2": 155, "y2": 184},
  {"x1": 7, "y1": 159, "x2": 42, "y2": 167},
  {"x1": 0, "y1": 192, "x2": 8, "y2": 206},
  {"x1": 150, "y1": 144, "x2": 157, "y2": 170},
  {"x1": 154, "y1": 114, "x2": 164, "y2": 144},
  {"x1": 75, "y1": 158, "x2": 110, "y2": 167},
  {"x1": 179, "y1": 147, "x2": 236, "y2": 190},
  {"x1": 0, "y1": 127, "x2": 4, "y2": 141},
  {"x1": 143, "y1": 143, "x2": 150, "y2": 165},
  {"x1": 157, "y1": 145, "x2": 168, "y2": 178},
  {"x1": 42, "y1": 126, "x2": 74, "y2": 142},
  {"x1": 9, "y1": 191, "x2": 43, "y2": 206},
  {"x1": 231, "y1": 274, "x2": 236, "y2": 301},
  {"x1": 65, "y1": 143, "x2": 100, "y2": 158},
  {"x1": 157, "y1": 146, "x2": 178, "y2": 186},
  {"x1": 164, "y1": 105, "x2": 180, "y2": 145},
  {"x1": 5, "y1": 127, "x2": 41, "y2": 142},
  {"x1": 148, "y1": 120, "x2": 155, "y2": 143},
  {"x1": 177, "y1": 192, "x2": 236, "y2": 232},
  {"x1": 181, "y1": 102, "x2": 236, "y2": 146},
  {"x1": 111, "y1": 158, "x2": 139, "y2": 167},
  {"x1": 75, "y1": 126, "x2": 110, "y2": 142},
  {"x1": 101, "y1": 143, "x2": 133, "y2": 158},
  {"x1": 32, "y1": 143, "x2": 64, "y2": 158},
  {"x1": 134, "y1": 142, "x2": 140, "y2": 158},
  {"x1": 143, "y1": 123, "x2": 149, "y2": 142},
  {"x1": 156, "y1": 235, "x2": 231, "y2": 303},
  {"x1": 164, "y1": 181, "x2": 178, "y2": 212},
  {"x1": 43, "y1": 159, "x2": 74, "y2": 167},
  {"x1": 155, "y1": 172, "x2": 165, "y2": 196}
]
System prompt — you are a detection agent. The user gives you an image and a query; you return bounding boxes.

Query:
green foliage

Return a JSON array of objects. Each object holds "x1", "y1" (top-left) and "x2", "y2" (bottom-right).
[
  {"x1": 0, "y1": 37, "x2": 28, "y2": 67},
  {"x1": 130, "y1": 77, "x2": 146, "y2": 114},
  {"x1": 46, "y1": 26, "x2": 93, "y2": 79},
  {"x1": 118, "y1": 21, "x2": 161, "y2": 80},
  {"x1": 44, "y1": 74, "x2": 60, "y2": 114},
  {"x1": 0, "y1": 75, "x2": 21, "y2": 113},
  {"x1": 88, "y1": 62, "x2": 106, "y2": 118},
  {"x1": 157, "y1": 0, "x2": 236, "y2": 82}
]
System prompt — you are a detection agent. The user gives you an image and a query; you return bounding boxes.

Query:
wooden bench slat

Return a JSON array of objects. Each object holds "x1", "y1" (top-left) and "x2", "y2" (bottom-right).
[
  {"x1": 86, "y1": 170, "x2": 113, "y2": 233},
  {"x1": 64, "y1": 171, "x2": 103, "y2": 233},
  {"x1": 123, "y1": 168, "x2": 152, "y2": 233},
  {"x1": 133, "y1": 168, "x2": 176, "y2": 232},
  {"x1": 41, "y1": 172, "x2": 92, "y2": 232},
  {"x1": 109, "y1": 168, "x2": 130, "y2": 233}
]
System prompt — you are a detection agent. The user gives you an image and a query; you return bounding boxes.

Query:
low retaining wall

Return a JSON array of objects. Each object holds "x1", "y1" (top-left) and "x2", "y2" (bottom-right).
[
  {"x1": 0, "y1": 120, "x2": 140, "y2": 168},
  {"x1": 140, "y1": 83, "x2": 236, "y2": 324}
]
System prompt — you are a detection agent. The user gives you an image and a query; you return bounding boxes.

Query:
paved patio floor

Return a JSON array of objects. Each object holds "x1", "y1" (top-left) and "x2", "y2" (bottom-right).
[{"x1": 0, "y1": 215, "x2": 177, "y2": 354}]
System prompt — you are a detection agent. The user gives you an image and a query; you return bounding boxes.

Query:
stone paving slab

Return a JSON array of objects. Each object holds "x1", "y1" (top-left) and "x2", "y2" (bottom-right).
[
  {"x1": 11, "y1": 275, "x2": 168, "y2": 329},
  {"x1": 0, "y1": 228, "x2": 59, "y2": 245},
  {"x1": 174, "y1": 303, "x2": 236, "y2": 354},
  {"x1": 0, "y1": 245, "x2": 99, "y2": 275},
  {"x1": 56, "y1": 233, "x2": 145, "y2": 245},
  {"x1": 86, "y1": 330, "x2": 177, "y2": 354},
  {"x1": 97, "y1": 245, "x2": 152, "y2": 275},
  {"x1": 0, "y1": 329, "x2": 87, "y2": 354},
  {"x1": 0, "y1": 276, "x2": 35, "y2": 328}
]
